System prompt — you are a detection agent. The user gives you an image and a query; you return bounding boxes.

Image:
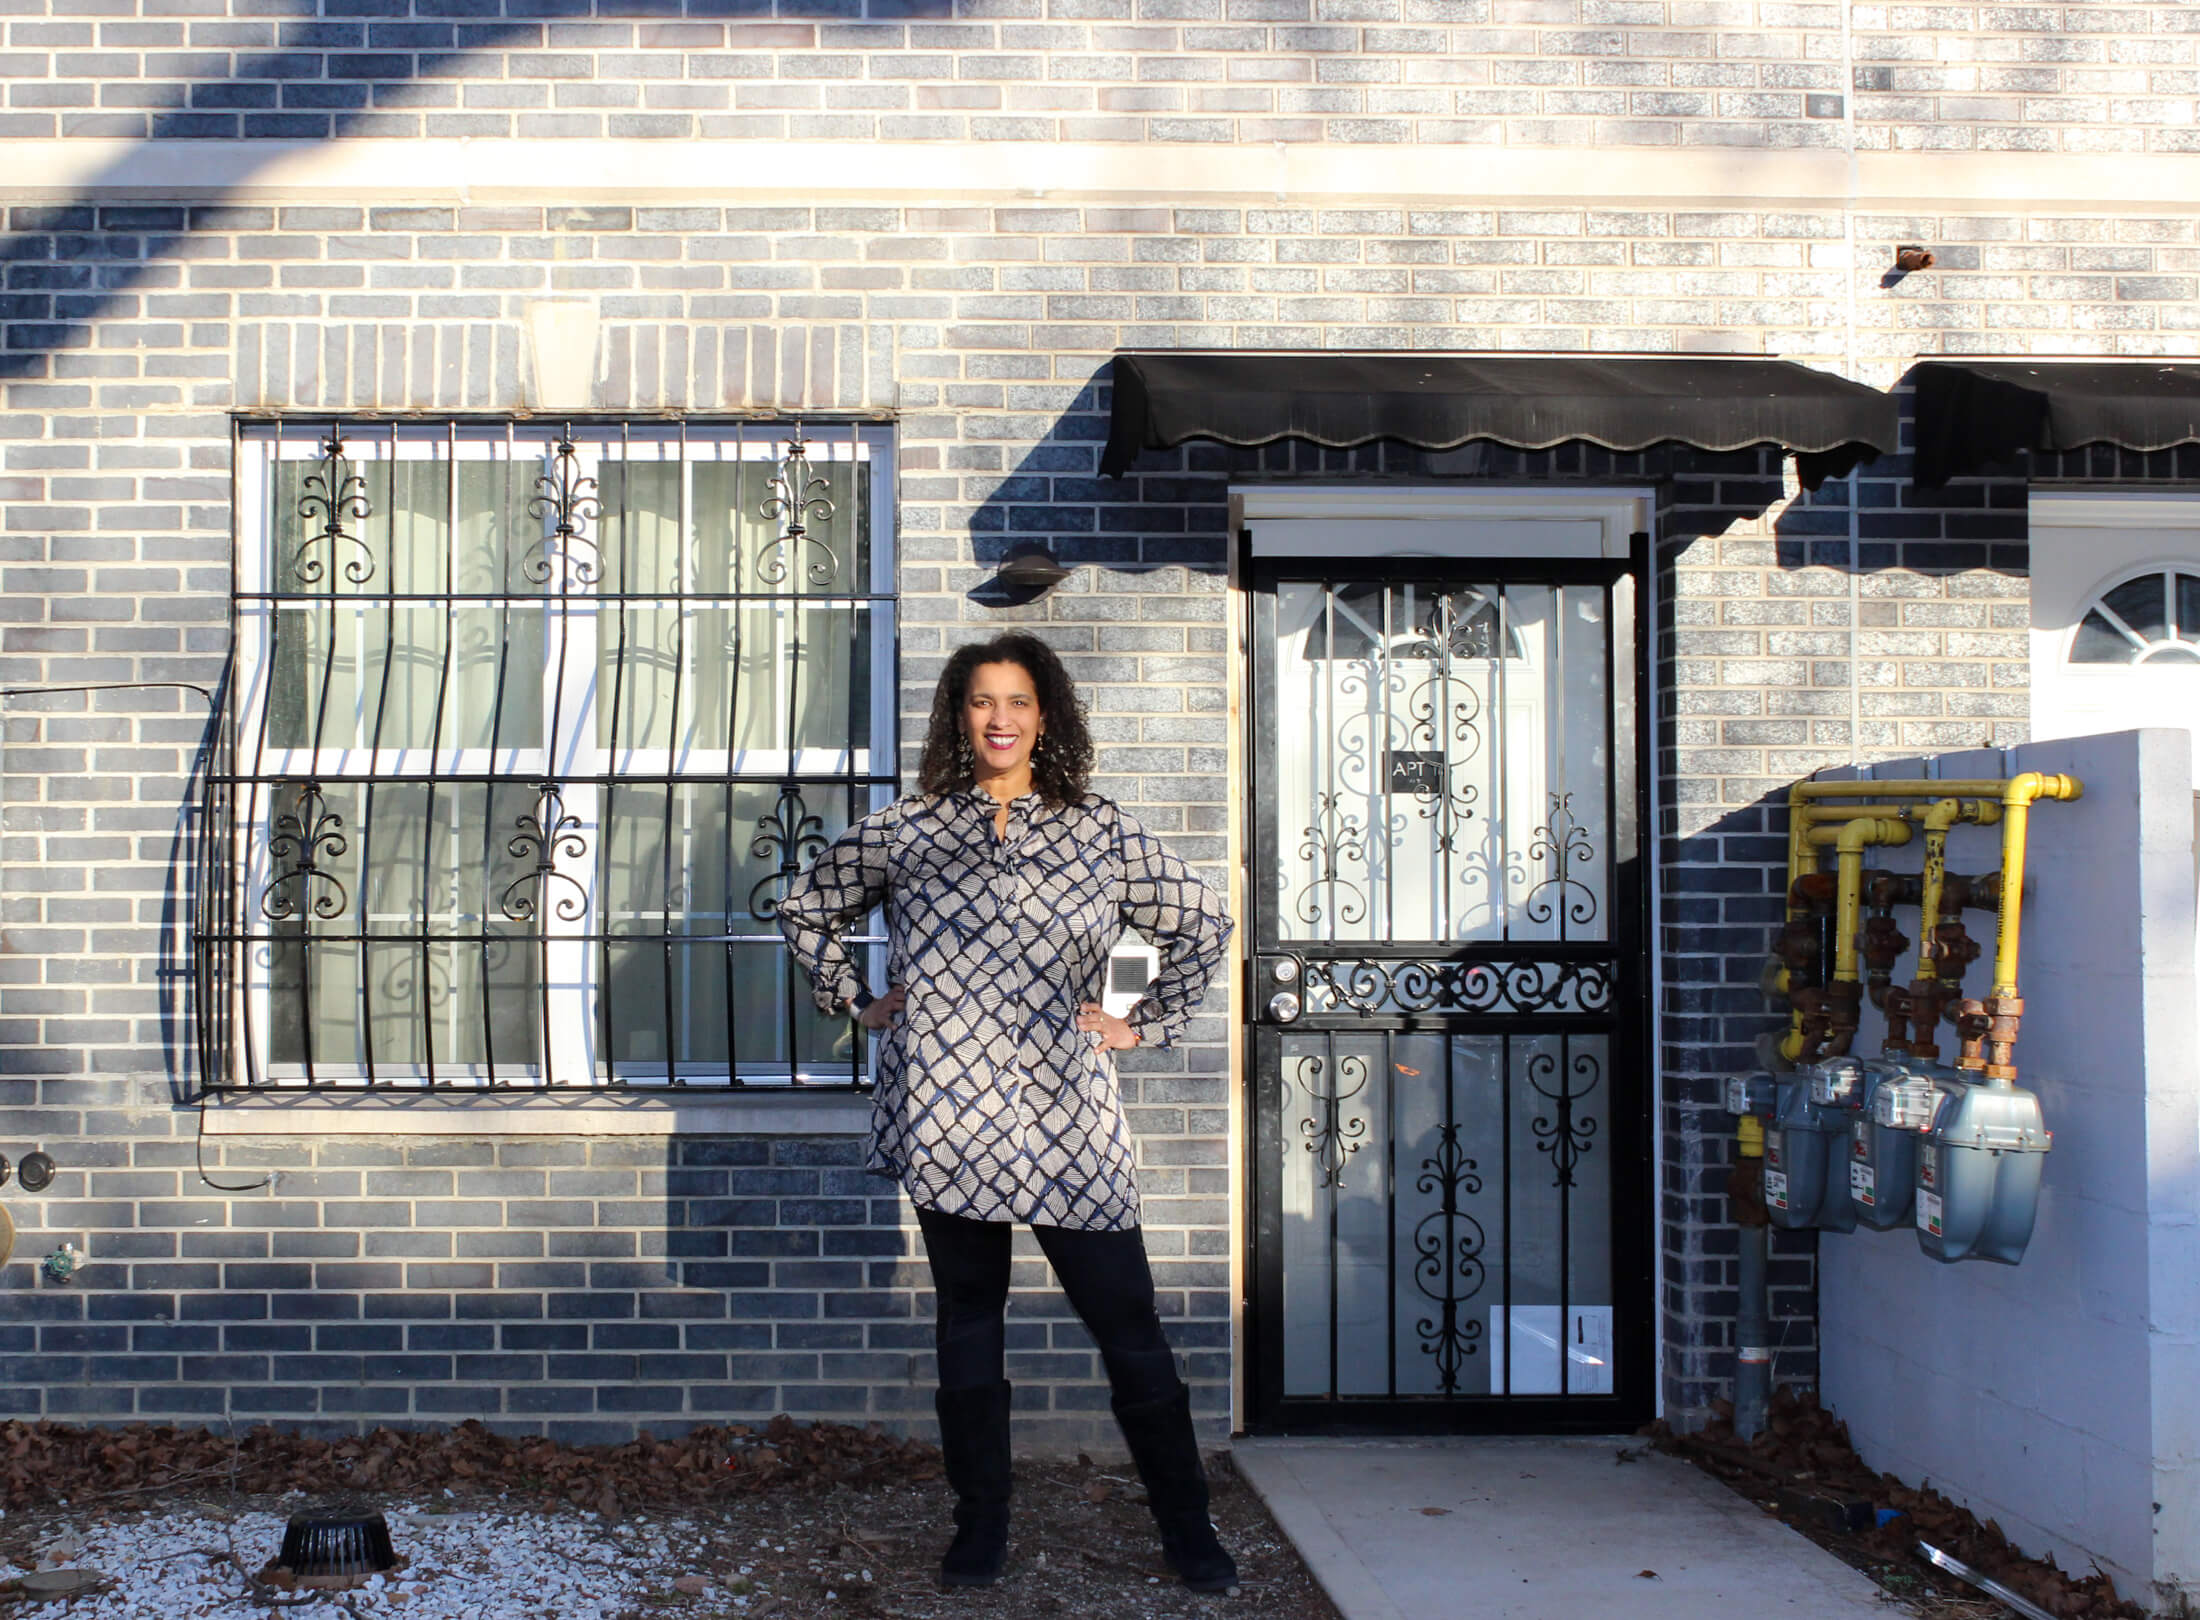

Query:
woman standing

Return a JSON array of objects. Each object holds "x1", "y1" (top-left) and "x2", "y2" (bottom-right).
[{"x1": 775, "y1": 632, "x2": 1238, "y2": 1594}]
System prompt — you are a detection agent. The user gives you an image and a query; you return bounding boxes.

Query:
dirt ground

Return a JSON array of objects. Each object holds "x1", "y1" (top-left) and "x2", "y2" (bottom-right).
[
  {"x1": 0, "y1": 1438, "x2": 1338, "y2": 1620},
  {"x1": 1660, "y1": 1393, "x2": 2142, "y2": 1620}
]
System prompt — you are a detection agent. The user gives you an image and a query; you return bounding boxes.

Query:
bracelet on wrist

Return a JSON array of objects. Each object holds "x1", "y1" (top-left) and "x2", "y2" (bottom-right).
[{"x1": 848, "y1": 988, "x2": 875, "y2": 1016}]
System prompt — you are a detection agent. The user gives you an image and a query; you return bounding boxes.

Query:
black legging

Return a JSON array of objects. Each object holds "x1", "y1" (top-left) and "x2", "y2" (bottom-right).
[{"x1": 915, "y1": 1205, "x2": 1181, "y2": 1407}]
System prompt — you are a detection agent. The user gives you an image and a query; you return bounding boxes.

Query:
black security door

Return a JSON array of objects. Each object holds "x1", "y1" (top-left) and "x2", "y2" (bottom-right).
[{"x1": 1246, "y1": 549, "x2": 1653, "y2": 1432}]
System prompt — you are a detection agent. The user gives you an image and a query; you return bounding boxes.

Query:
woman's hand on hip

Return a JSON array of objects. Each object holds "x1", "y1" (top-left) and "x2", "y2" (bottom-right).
[
  {"x1": 1076, "y1": 1002, "x2": 1141, "y2": 1050},
  {"x1": 856, "y1": 986, "x2": 907, "y2": 1031}
]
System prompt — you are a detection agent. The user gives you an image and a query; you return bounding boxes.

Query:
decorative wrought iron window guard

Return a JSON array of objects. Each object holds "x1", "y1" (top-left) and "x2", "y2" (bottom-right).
[{"x1": 197, "y1": 418, "x2": 897, "y2": 1092}]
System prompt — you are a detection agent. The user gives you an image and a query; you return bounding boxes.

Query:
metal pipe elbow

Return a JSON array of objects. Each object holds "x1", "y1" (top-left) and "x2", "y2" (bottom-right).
[
  {"x1": 1814, "y1": 815, "x2": 1913, "y2": 854},
  {"x1": 2002, "y1": 771, "x2": 2082, "y2": 808}
]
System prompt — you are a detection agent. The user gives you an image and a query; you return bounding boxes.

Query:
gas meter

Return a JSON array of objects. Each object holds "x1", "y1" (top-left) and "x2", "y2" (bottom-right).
[
  {"x1": 1915, "y1": 1078, "x2": 2051, "y2": 1265},
  {"x1": 1761, "y1": 1060, "x2": 1867, "y2": 1232},
  {"x1": 1847, "y1": 1063, "x2": 1950, "y2": 1230}
]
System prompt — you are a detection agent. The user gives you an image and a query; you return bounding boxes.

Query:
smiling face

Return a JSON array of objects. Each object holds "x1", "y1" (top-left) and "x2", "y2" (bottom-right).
[{"x1": 962, "y1": 659, "x2": 1045, "y2": 786}]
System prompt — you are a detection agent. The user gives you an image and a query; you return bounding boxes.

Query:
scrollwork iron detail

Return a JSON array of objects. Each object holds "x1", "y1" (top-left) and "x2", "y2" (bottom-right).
[
  {"x1": 262, "y1": 782, "x2": 349, "y2": 922},
  {"x1": 1524, "y1": 791, "x2": 1599, "y2": 932},
  {"x1": 748, "y1": 784, "x2": 828, "y2": 921},
  {"x1": 1392, "y1": 591, "x2": 1489, "y2": 854},
  {"x1": 756, "y1": 425, "x2": 840, "y2": 589},
  {"x1": 502, "y1": 783, "x2": 590, "y2": 924},
  {"x1": 523, "y1": 432, "x2": 602, "y2": 588},
  {"x1": 1294, "y1": 791, "x2": 1369, "y2": 931},
  {"x1": 1412, "y1": 1125, "x2": 1487, "y2": 1394},
  {"x1": 380, "y1": 941, "x2": 453, "y2": 1019},
  {"x1": 1293, "y1": 1051, "x2": 1369, "y2": 1188},
  {"x1": 291, "y1": 430, "x2": 374, "y2": 587},
  {"x1": 1297, "y1": 955, "x2": 1614, "y2": 1017},
  {"x1": 1528, "y1": 1046, "x2": 1602, "y2": 1188}
]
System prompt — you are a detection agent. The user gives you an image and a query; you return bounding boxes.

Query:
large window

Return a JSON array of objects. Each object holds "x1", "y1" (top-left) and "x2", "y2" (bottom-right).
[{"x1": 200, "y1": 420, "x2": 895, "y2": 1089}]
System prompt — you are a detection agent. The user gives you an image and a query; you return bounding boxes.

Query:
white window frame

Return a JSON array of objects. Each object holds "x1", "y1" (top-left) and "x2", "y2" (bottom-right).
[
  {"x1": 2028, "y1": 492, "x2": 2200, "y2": 745},
  {"x1": 225, "y1": 419, "x2": 896, "y2": 1094}
]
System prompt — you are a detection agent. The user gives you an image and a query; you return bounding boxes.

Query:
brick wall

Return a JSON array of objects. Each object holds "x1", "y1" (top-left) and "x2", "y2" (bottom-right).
[
  {"x1": 1, "y1": 57, "x2": 2197, "y2": 1437},
  {"x1": 1, "y1": 2, "x2": 2196, "y2": 152}
]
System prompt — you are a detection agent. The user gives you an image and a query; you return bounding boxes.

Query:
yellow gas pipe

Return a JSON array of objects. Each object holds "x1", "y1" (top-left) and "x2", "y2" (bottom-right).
[
  {"x1": 1805, "y1": 816, "x2": 1912, "y2": 1056},
  {"x1": 1889, "y1": 798, "x2": 2001, "y2": 1060},
  {"x1": 1951, "y1": 772, "x2": 2083, "y2": 1084},
  {"x1": 1775, "y1": 778, "x2": 2079, "y2": 1068},
  {"x1": 1990, "y1": 773, "x2": 2082, "y2": 1001}
]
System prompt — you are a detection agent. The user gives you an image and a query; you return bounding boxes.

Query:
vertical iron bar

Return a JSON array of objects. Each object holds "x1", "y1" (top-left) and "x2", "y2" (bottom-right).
[
  {"x1": 1605, "y1": 578, "x2": 1621, "y2": 951},
  {"x1": 294, "y1": 423, "x2": 352, "y2": 1090},
  {"x1": 1559, "y1": 1031, "x2": 1572, "y2": 1397},
  {"x1": 356, "y1": 427, "x2": 399, "y2": 1087},
  {"x1": 417, "y1": 419, "x2": 458, "y2": 1089},
  {"x1": 846, "y1": 423, "x2": 863, "y2": 1091},
  {"x1": 779, "y1": 424, "x2": 805, "y2": 1082},
  {"x1": 304, "y1": 426, "x2": 344, "y2": 762},
  {"x1": 1379, "y1": 582, "x2": 1394, "y2": 947},
  {"x1": 1320, "y1": 582, "x2": 1336, "y2": 940},
  {"x1": 1553, "y1": 585, "x2": 1569, "y2": 946},
  {"x1": 721, "y1": 427, "x2": 745, "y2": 1087},
  {"x1": 1325, "y1": 1027, "x2": 1340, "y2": 1405},
  {"x1": 660, "y1": 421, "x2": 683, "y2": 1085},
  {"x1": 1442, "y1": 1031, "x2": 1458, "y2": 1396},
  {"x1": 1497, "y1": 585, "x2": 1511, "y2": 944},
  {"x1": 602, "y1": 424, "x2": 634, "y2": 1089},
  {"x1": 1434, "y1": 1030, "x2": 1452, "y2": 1399},
  {"x1": 477, "y1": 426, "x2": 510, "y2": 1088},
  {"x1": 1384, "y1": 1028, "x2": 1396, "y2": 1400},
  {"x1": 543, "y1": 425, "x2": 575, "y2": 1087},
  {"x1": 1435, "y1": 589, "x2": 1456, "y2": 942},
  {"x1": 241, "y1": 429, "x2": 285, "y2": 1092},
  {"x1": 1500, "y1": 1029, "x2": 1512, "y2": 1398}
]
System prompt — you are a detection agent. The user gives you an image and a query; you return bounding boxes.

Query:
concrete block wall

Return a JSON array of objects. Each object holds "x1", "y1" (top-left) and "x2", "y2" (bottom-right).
[{"x1": 1818, "y1": 731, "x2": 2200, "y2": 1612}]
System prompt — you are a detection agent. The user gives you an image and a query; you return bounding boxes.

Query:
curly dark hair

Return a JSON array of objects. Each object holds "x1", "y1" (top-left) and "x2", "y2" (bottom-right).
[{"x1": 916, "y1": 633, "x2": 1095, "y2": 803}]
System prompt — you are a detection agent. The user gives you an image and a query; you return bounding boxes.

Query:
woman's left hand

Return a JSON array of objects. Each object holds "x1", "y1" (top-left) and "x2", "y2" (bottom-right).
[{"x1": 1076, "y1": 1002, "x2": 1141, "y2": 1050}]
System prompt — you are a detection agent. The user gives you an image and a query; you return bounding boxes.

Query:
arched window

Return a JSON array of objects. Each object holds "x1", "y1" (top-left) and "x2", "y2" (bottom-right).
[{"x1": 2070, "y1": 568, "x2": 2200, "y2": 665}]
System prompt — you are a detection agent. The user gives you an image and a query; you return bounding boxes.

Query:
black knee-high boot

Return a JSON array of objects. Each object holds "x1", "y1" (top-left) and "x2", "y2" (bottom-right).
[
  {"x1": 935, "y1": 1380, "x2": 1013, "y2": 1586},
  {"x1": 1112, "y1": 1384, "x2": 1239, "y2": 1594}
]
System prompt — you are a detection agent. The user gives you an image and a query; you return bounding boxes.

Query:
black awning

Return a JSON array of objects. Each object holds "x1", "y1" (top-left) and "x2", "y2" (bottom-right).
[
  {"x1": 1912, "y1": 360, "x2": 2200, "y2": 486},
  {"x1": 1100, "y1": 352, "x2": 1899, "y2": 487}
]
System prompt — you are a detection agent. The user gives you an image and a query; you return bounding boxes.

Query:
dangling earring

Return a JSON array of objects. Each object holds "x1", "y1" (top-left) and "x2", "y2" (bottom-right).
[{"x1": 955, "y1": 734, "x2": 975, "y2": 775}]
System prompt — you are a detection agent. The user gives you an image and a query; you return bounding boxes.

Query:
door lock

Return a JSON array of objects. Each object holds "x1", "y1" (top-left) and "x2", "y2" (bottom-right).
[{"x1": 1267, "y1": 990, "x2": 1301, "y2": 1023}]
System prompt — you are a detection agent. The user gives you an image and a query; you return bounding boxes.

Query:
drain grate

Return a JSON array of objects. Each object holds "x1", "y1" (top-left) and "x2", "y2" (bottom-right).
[{"x1": 273, "y1": 1511, "x2": 401, "y2": 1589}]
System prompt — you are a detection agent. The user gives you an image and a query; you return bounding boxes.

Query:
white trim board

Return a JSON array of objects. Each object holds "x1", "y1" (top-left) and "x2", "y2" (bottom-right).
[
  {"x1": 7, "y1": 140, "x2": 2200, "y2": 212},
  {"x1": 1238, "y1": 486, "x2": 1652, "y2": 559},
  {"x1": 200, "y1": 1092, "x2": 875, "y2": 1136}
]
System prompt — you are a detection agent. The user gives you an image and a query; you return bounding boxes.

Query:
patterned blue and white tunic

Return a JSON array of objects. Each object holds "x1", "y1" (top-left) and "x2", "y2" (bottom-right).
[{"x1": 775, "y1": 789, "x2": 1234, "y2": 1231}]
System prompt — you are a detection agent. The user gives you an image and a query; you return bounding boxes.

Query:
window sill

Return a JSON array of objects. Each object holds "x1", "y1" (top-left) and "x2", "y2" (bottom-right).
[{"x1": 201, "y1": 1090, "x2": 873, "y2": 1137}]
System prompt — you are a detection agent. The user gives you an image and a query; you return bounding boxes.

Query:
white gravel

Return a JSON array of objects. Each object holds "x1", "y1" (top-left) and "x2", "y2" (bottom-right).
[{"x1": 39, "y1": 1499, "x2": 746, "y2": 1620}]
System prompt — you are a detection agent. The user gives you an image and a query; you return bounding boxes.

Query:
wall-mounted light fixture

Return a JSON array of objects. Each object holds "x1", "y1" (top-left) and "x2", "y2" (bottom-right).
[
  {"x1": 971, "y1": 543, "x2": 1072, "y2": 608},
  {"x1": 996, "y1": 545, "x2": 1070, "y2": 594}
]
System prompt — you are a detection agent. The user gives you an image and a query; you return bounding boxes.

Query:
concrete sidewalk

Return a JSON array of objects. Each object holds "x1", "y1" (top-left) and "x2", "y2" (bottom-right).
[{"x1": 1234, "y1": 1436, "x2": 1895, "y2": 1620}]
